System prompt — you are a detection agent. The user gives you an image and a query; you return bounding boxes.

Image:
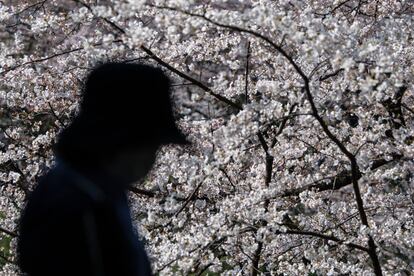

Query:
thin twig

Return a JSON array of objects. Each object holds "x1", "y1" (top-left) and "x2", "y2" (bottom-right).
[
  {"x1": 127, "y1": 186, "x2": 156, "y2": 197},
  {"x1": 277, "y1": 154, "x2": 403, "y2": 198},
  {"x1": 0, "y1": 47, "x2": 83, "y2": 76},
  {"x1": 174, "y1": 177, "x2": 206, "y2": 217},
  {"x1": 402, "y1": 103, "x2": 414, "y2": 115},
  {"x1": 0, "y1": 226, "x2": 18, "y2": 238},
  {"x1": 274, "y1": 229, "x2": 369, "y2": 252},
  {"x1": 319, "y1": 68, "x2": 344, "y2": 81},
  {"x1": 245, "y1": 41, "x2": 250, "y2": 104},
  {"x1": 48, "y1": 102, "x2": 66, "y2": 127},
  {"x1": 140, "y1": 45, "x2": 242, "y2": 110},
  {"x1": 251, "y1": 131, "x2": 274, "y2": 276}
]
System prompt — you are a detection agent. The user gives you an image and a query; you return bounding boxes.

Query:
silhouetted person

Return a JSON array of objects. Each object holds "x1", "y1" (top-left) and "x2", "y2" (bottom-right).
[{"x1": 17, "y1": 63, "x2": 189, "y2": 276}]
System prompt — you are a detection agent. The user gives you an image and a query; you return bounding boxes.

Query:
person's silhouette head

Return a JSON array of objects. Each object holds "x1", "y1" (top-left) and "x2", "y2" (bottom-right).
[{"x1": 54, "y1": 62, "x2": 188, "y2": 182}]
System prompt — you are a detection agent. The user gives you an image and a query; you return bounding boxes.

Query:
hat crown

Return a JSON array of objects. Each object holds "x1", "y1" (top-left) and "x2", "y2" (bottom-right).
[
  {"x1": 67, "y1": 62, "x2": 188, "y2": 146},
  {"x1": 80, "y1": 63, "x2": 172, "y2": 125}
]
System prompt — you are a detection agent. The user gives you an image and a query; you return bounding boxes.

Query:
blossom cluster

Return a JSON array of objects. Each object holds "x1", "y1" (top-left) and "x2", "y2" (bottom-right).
[{"x1": 0, "y1": 0, "x2": 413, "y2": 275}]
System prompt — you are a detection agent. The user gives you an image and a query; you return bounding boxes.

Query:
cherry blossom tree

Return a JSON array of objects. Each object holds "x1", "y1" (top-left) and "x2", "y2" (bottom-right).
[{"x1": 1, "y1": 0, "x2": 413, "y2": 275}]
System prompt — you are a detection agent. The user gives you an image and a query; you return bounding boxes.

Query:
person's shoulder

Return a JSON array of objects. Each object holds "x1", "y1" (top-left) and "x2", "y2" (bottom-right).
[{"x1": 24, "y1": 162, "x2": 105, "y2": 218}]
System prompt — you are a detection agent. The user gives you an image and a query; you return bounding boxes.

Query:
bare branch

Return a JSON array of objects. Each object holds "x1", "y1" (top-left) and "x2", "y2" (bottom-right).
[
  {"x1": 48, "y1": 102, "x2": 66, "y2": 128},
  {"x1": 0, "y1": 226, "x2": 18, "y2": 238},
  {"x1": 140, "y1": 46, "x2": 242, "y2": 110},
  {"x1": 174, "y1": 177, "x2": 206, "y2": 217},
  {"x1": 251, "y1": 131, "x2": 274, "y2": 276},
  {"x1": 274, "y1": 229, "x2": 369, "y2": 252},
  {"x1": 127, "y1": 186, "x2": 156, "y2": 197},
  {"x1": 0, "y1": 40, "x2": 122, "y2": 76},
  {"x1": 278, "y1": 153, "x2": 403, "y2": 197},
  {"x1": 148, "y1": 4, "x2": 308, "y2": 81},
  {"x1": 0, "y1": 47, "x2": 83, "y2": 76},
  {"x1": 245, "y1": 41, "x2": 250, "y2": 104},
  {"x1": 14, "y1": 0, "x2": 48, "y2": 16},
  {"x1": 0, "y1": 252, "x2": 15, "y2": 265},
  {"x1": 402, "y1": 103, "x2": 414, "y2": 115},
  {"x1": 319, "y1": 68, "x2": 344, "y2": 81},
  {"x1": 270, "y1": 103, "x2": 299, "y2": 147},
  {"x1": 70, "y1": 0, "x2": 243, "y2": 111}
]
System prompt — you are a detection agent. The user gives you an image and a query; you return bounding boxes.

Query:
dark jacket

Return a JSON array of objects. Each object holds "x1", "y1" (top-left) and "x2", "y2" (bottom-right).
[{"x1": 17, "y1": 160, "x2": 152, "y2": 276}]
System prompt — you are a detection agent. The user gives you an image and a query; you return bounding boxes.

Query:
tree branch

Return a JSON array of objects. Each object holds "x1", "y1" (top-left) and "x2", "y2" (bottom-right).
[
  {"x1": 0, "y1": 252, "x2": 15, "y2": 265},
  {"x1": 48, "y1": 102, "x2": 66, "y2": 127},
  {"x1": 71, "y1": 1, "x2": 243, "y2": 111},
  {"x1": 0, "y1": 226, "x2": 18, "y2": 238},
  {"x1": 148, "y1": 4, "x2": 308, "y2": 81},
  {"x1": 152, "y1": 5, "x2": 382, "y2": 273},
  {"x1": 174, "y1": 177, "x2": 206, "y2": 217},
  {"x1": 245, "y1": 41, "x2": 250, "y2": 104},
  {"x1": 319, "y1": 68, "x2": 344, "y2": 81},
  {"x1": 140, "y1": 45, "x2": 242, "y2": 110},
  {"x1": 278, "y1": 153, "x2": 403, "y2": 197},
  {"x1": 0, "y1": 47, "x2": 83, "y2": 76},
  {"x1": 251, "y1": 131, "x2": 274, "y2": 276},
  {"x1": 274, "y1": 229, "x2": 369, "y2": 252},
  {"x1": 127, "y1": 186, "x2": 156, "y2": 197}
]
